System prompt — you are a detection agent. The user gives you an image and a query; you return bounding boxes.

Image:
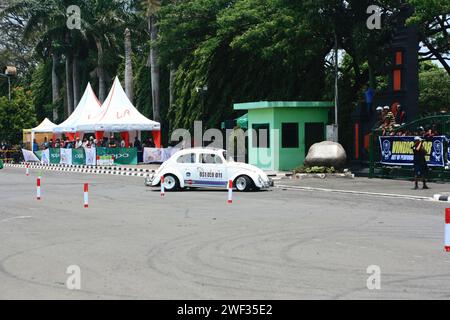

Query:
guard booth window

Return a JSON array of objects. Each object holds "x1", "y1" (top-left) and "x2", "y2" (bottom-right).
[
  {"x1": 252, "y1": 124, "x2": 270, "y2": 148},
  {"x1": 282, "y1": 123, "x2": 299, "y2": 148},
  {"x1": 305, "y1": 123, "x2": 325, "y2": 154}
]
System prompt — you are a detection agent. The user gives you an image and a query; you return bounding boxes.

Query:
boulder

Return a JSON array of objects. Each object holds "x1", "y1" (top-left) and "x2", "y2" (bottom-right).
[{"x1": 304, "y1": 141, "x2": 347, "y2": 169}]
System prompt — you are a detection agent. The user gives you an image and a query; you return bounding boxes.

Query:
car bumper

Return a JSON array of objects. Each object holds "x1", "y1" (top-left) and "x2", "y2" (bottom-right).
[
  {"x1": 259, "y1": 178, "x2": 273, "y2": 189},
  {"x1": 145, "y1": 174, "x2": 156, "y2": 186}
]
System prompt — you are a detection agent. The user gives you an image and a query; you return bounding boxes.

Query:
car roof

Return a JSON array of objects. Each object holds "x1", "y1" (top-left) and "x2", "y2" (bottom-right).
[{"x1": 173, "y1": 147, "x2": 225, "y2": 156}]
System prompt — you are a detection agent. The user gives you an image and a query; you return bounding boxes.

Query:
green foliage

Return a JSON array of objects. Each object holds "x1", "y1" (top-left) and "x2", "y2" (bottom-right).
[
  {"x1": 419, "y1": 67, "x2": 450, "y2": 115},
  {"x1": 294, "y1": 166, "x2": 336, "y2": 174},
  {"x1": 0, "y1": 87, "x2": 37, "y2": 145},
  {"x1": 2, "y1": 0, "x2": 450, "y2": 148},
  {"x1": 30, "y1": 61, "x2": 53, "y2": 121}
]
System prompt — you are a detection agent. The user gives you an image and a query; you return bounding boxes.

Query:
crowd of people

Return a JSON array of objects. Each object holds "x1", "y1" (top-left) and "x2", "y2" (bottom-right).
[
  {"x1": 33, "y1": 135, "x2": 155, "y2": 152},
  {"x1": 376, "y1": 104, "x2": 441, "y2": 137},
  {"x1": 376, "y1": 104, "x2": 407, "y2": 136}
]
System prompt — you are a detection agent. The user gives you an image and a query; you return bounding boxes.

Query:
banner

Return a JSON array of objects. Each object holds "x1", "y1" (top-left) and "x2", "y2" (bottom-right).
[
  {"x1": 96, "y1": 147, "x2": 137, "y2": 165},
  {"x1": 72, "y1": 148, "x2": 86, "y2": 165},
  {"x1": 50, "y1": 148, "x2": 60, "y2": 164},
  {"x1": 60, "y1": 148, "x2": 72, "y2": 165},
  {"x1": 22, "y1": 149, "x2": 40, "y2": 162},
  {"x1": 34, "y1": 150, "x2": 42, "y2": 160},
  {"x1": 143, "y1": 148, "x2": 163, "y2": 163},
  {"x1": 143, "y1": 147, "x2": 179, "y2": 163},
  {"x1": 379, "y1": 136, "x2": 446, "y2": 167},
  {"x1": 40, "y1": 149, "x2": 50, "y2": 165},
  {"x1": 84, "y1": 147, "x2": 96, "y2": 166}
]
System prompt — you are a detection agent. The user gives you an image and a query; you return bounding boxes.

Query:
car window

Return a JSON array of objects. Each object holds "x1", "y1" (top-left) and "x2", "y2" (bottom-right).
[
  {"x1": 177, "y1": 153, "x2": 196, "y2": 164},
  {"x1": 200, "y1": 153, "x2": 223, "y2": 164}
]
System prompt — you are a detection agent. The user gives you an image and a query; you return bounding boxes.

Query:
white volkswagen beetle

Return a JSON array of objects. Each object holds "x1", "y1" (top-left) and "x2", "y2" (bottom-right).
[{"x1": 145, "y1": 148, "x2": 273, "y2": 192}]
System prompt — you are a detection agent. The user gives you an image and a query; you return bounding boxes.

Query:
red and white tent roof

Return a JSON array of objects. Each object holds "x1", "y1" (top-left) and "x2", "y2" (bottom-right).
[
  {"x1": 53, "y1": 83, "x2": 101, "y2": 133},
  {"x1": 76, "y1": 77, "x2": 160, "y2": 132}
]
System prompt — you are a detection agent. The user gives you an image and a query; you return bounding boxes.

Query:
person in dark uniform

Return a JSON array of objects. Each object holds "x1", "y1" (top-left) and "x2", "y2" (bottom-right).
[{"x1": 412, "y1": 136, "x2": 429, "y2": 190}]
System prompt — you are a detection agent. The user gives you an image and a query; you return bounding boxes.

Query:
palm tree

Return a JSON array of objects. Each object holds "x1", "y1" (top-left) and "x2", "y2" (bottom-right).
[
  {"x1": 124, "y1": 27, "x2": 134, "y2": 102},
  {"x1": 82, "y1": 0, "x2": 127, "y2": 102},
  {"x1": 2, "y1": 0, "x2": 68, "y2": 119},
  {"x1": 143, "y1": 0, "x2": 161, "y2": 123}
]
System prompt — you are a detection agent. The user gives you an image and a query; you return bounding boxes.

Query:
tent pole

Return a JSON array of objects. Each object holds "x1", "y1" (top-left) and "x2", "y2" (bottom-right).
[{"x1": 31, "y1": 131, "x2": 35, "y2": 150}]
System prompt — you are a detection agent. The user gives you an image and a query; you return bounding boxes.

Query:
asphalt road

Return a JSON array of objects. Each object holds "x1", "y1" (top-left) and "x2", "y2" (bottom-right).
[{"x1": 1, "y1": 167, "x2": 450, "y2": 299}]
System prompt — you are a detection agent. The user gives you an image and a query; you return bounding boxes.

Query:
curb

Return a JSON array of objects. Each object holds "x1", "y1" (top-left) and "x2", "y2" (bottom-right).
[
  {"x1": 293, "y1": 173, "x2": 355, "y2": 179},
  {"x1": 276, "y1": 184, "x2": 432, "y2": 201},
  {"x1": 5, "y1": 163, "x2": 155, "y2": 178},
  {"x1": 433, "y1": 194, "x2": 450, "y2": 202}
]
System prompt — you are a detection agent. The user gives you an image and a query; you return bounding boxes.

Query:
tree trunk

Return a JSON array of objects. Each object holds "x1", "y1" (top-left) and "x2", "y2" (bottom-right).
[
  {"x1": 51, "y1": 52, "x2": 60, "y2": 122},
  {"x1": 65, "y1": 54, "x2": 74, "y2": 116},
  {"x1": 72, "y1": 51, "x2": 80, "y2": 109},
  {"x1": 149, "y1": 15, "x2": 160, "y2": 123},
  {"x1": 169, "y1": 62, "x2": 176, "y2": 109},
  {"x1": 95, "y1": 38, "x2": 106, "y2": 102},
  {"x1": 124, "y1": 28, "x2": 134, "y2": 103}
]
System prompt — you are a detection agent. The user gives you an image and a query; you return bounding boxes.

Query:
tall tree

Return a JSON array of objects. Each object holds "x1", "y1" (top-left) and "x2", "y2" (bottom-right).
[
  {"x1": 407, "y1": 0, "x2": 450, "y2": 75},
  {"x1": 51, "y1": 52, "x2": 60, "y2": 121},
  {"x1": 143, "y1": 0, "x2": 161, "y2": 123},
  {"x1": 124, "y1": 27, "x2": 134, "y2": 102}
]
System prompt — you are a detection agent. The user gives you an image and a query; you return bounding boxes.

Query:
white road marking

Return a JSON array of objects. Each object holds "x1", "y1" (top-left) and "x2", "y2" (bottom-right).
[
  {"x1": 276, "y1": 185, "x2": 433, "y2": 201},
  {"x1": 0, "y1": 216, "x2": 33, "y2": 224}
]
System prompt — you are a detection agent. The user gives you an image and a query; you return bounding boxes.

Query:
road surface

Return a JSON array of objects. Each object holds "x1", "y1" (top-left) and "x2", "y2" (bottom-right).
[{"x1": 0, "y1": 167, "x2": 449, "y2": 299}]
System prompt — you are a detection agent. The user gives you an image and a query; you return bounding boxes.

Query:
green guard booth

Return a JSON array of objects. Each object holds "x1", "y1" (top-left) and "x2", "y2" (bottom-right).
[{"x1": 233, "y1": 101, "x2": 334, "y2": 171}]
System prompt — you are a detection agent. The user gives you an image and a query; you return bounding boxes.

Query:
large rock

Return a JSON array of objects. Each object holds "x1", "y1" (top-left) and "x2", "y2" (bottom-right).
[{"x1": 304, "y1": 141, "x2": 347, "y2": 169}]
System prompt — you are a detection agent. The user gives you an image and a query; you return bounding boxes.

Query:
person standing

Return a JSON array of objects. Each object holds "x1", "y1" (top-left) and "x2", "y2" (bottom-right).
[
  {"x1": 134, "y1": 137, "x2": 142, "y2": 151},
  {"x1": 364, "y1": 86, "x2": 375, "y2": 115},
  {"x1": 412, "y1": 137, "x2": 429, "y2": 190},
  {"x1": 395, "y1": 104, "x2": 407, "y2": 125},
  {"x1": 42, "y1": 137, "x2": 49, "y2": 150},
  {"x1": 32, "y1": 139, "x2": 39, "y2": 152},
  {"x1": 75, "y1": 137, "x2": 83, "y2": 149},
  {"x1": 108, "y1": 135, "x2": 117, "y2": 148}
]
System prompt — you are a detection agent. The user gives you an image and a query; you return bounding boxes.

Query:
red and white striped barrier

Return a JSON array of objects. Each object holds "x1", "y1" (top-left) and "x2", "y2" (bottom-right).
[
  {"x1": 160, "y1": 176, "x2": 165, "y2": 197},
  {"x1": 26, "y1": 163, "x2": 29, "y2": 176},
  {"x1": 36, "y1": 177, "x2": 41, "y2": 200},
  {"x1": 446, "y1": 209, "x2": 450, "y2": 252},
  {"x1": 84, "y1": 183, "x2": 89, "y2": 208},
  {"x1": 227, "y1": 180, "x2": 233, "y2": 204}
]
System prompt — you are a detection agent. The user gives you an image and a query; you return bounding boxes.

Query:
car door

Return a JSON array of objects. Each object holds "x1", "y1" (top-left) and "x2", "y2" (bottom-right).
[
  {"x1": 176, "y1": 152, "x2": 198, "y2": 187},
  {"x1": 196, "y1": 153, "x2": 228, "y2": 188}
]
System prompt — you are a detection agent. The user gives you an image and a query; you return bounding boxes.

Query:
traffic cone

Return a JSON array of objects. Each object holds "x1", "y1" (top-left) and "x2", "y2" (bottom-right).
[
  {"x1": 26, "y1": 163, "x2": 29, "y2": 176},
  {"x1": 161, "y1": 176, "x2": 165, "y2": 197},
  {"x1": 84, "y1": 183, "x2": 89, "y2": 208},
  {"x1": 446, "y1": 208, "x2": 450, "y2": 252},
  {"x1": 227, "y1": 180, "x2": 233, "y2": 204}
]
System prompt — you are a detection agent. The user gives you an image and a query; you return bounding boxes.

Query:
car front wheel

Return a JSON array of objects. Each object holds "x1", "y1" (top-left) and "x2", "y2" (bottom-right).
[
  {"x1": 235, "y1": 175, "x2": 253, "y2": 192},
  {"x1": 163, "y1": 174, "x2": 180, "y2": 191}
]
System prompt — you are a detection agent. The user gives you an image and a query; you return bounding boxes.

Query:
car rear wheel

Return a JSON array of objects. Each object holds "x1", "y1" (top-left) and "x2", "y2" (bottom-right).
[
  {"x1": 235, "y1": 175, "x2": 253, "y2": 192},
  {"x1": 163, "y1": 174, "x2": 180, "y2": 191}
]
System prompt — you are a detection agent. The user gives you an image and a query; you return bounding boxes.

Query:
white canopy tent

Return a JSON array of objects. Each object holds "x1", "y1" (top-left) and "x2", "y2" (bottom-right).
[
  {"x1": 31, "y1": 118, "x2": 57, "y2": 146},
  {"x1": 76, "y1": 77, "x2": 160, "y2": 132},
  {"x1": 53, "y1": 82, "x2": 101, "y2": 134}
]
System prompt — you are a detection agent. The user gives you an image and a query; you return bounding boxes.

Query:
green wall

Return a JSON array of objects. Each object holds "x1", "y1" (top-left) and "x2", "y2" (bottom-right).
[{"x1": 236, "y1": 101, "x2": 332, "y2": 171}]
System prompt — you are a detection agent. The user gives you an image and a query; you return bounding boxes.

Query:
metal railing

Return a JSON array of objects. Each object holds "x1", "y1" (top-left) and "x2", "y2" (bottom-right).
[{"x1": 369, "y1": 115, "x2": 450, "y2": 181}]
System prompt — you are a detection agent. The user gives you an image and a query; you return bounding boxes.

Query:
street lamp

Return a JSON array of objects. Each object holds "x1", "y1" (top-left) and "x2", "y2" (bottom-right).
[{"x1": 0, "y1": 66, "x2": 17, "y2": 101}]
